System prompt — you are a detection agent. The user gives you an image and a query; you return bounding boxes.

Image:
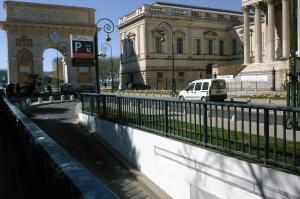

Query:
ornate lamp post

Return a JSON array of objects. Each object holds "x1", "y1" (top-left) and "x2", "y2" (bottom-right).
[
  {"x1": 94, "y1": 18, "x2": 114, "y2": 94},
  {"x1": 289, "y1": 0, "x2": 297, "y2": 108},
  {"x1": 100, "y1": 43, "x2": 114, "y2": 92},
  {"x1": 156, "y1": 22, "x2": 176, "y2": 97},
  {"x1": 56, "y1": 50, "x2": 60, "y2": 93}
]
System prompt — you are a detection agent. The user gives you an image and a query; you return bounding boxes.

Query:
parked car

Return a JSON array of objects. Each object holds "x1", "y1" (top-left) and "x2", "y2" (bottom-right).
[
  {"x1": 76, "y1": 84, "x2": 96, "y2": 93},
  {"x1": 61, "y1": 83, "x2": 75, "y2": 95},
  {"x1": 179, "y1": 79, "x2": 227, "y2": 101},
  {"x1": 128, "y1": 83, "x2": 151, "y2": 90}
]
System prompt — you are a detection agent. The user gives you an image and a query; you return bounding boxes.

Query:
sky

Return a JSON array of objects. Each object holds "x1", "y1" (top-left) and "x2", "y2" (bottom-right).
[{"x1": 0, "y1": 0, "x2": 241, "y2": 71}]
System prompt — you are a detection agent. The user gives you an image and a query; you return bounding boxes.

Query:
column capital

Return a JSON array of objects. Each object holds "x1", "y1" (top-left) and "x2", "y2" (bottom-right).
[
  {"x1": 242, "y1": 6, "x2": 250, "y2": 13},
  {"x1": 266, "y1": 0, "x2": 274, "y2": 5},
  {"x1": 253, "y1": 2, "x2": 263, "y2": 10}
]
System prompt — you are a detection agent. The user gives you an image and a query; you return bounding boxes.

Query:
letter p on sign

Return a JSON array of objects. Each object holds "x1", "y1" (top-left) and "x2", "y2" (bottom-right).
[{"x1": 75, "y1": 42, "x2": 82, "y2": 52}]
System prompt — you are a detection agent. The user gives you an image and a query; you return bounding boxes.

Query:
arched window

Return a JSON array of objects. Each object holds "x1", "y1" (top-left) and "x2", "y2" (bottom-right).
[{"x1": 174, "y1": 29, "x2": 185, "y2": 54}]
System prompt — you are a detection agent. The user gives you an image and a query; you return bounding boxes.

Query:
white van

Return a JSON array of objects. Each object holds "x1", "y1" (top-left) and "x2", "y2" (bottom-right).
[{"x1": 179, "y1": 79, "x2": 227, "y2": 101}]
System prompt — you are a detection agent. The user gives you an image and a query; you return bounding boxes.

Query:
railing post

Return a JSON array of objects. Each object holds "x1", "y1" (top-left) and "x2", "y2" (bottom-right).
[
  {"x1": 264, "y1": 109, "x2": 269, "y2": 164},
  {"x1": 103, "y1": 95, "x2": 107, "y2": 118},
  {"x1": 118, "y1": 96, "x2": 122, "y2": 119},
  {"x1": 138, "y1": 98, "x2": 141, "y2": 126},
  {"x1": 165, "y1": 101, "x2": 168, "y2": 136},
  {"x1": 96, "y1": 95, "x2": 100, "y2": 115},
  {"x1": 81, "y1": 94, "x2": 84, "y2": 112},
  {"x1": 203, "y1": 104, "x2": 208, "y2": 146},
  {"x1": 90, "y1": 95, "x2": 94, "y2": 115}
]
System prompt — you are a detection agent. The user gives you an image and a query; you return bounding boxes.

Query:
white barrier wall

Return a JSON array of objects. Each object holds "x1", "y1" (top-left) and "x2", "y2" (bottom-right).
[{"x1": 79, "y1": 113, "x2": 300, "y2": 199}]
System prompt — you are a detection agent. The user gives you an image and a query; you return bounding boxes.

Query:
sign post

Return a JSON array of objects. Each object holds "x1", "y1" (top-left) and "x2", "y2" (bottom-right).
[{"x1": 70, "y1": 35, "x2": 95, "y2": 67}]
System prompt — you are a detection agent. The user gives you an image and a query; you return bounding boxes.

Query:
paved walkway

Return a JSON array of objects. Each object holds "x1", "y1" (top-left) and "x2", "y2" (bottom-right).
[{"x1": 24, "y1": 102, "x2": 163, "y2": 199}]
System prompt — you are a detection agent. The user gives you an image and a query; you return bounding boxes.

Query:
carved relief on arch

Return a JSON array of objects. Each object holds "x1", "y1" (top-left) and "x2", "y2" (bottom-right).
[{"x1": 16, "y1": 49, "x2": 33, "y2": 83}]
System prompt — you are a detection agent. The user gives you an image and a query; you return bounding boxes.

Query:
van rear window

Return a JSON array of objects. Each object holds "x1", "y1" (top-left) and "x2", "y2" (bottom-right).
[{"x1": 212, "y1": 81, "x2": 226, "y2": 89}]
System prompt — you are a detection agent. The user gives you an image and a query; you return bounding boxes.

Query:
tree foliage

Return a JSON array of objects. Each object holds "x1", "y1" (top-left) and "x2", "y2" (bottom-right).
[{"x1": 98, "y1": 57, "x2": 120, "y2": 82}]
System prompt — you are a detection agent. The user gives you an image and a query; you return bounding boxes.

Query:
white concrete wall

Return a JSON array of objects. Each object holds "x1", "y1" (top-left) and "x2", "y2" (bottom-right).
[{"x1": 79, "y1": 113, "x2": 300, "y2": 199}]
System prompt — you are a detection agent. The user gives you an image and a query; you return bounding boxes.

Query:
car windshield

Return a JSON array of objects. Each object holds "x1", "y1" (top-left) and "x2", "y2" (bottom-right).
[{"x1": 212, "y1": 80, "x2": 226, "y2": 90}]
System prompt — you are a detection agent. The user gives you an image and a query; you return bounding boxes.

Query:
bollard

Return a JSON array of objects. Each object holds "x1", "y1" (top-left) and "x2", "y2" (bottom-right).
[
  {"x1": 38, "y1": 97, "x2": 43, "y2": 104},
  {"x1": 70, "y1": 95, "x2": 74, "y2": 100},
  {"x1": 49, "y1": 96, "x2": 54, "y2": 102},
  {"x1": 61, "y1": 95, "x2": 65, "y2": 101},
  {"x1": 26, "y1": 98, "x2": 31, "y2": 105}
]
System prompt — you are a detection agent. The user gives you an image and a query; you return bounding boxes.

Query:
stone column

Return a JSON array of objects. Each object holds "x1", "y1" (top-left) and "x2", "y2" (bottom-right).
[
  {"x1": 298, "y1": 0, "x2": 300, "y2": 55},
  {"x1": 268, "y1": 0, "x2": 275, "y2": 62},
  {"x1": 282, "y1": 0, "x2": 290, "y2": 58},
  {"x1": 243, "y1": 6, "x2": 251, "y2": 64},
  {"x1": 254, "y1": 3, "x2": 262, "y2": 63}
]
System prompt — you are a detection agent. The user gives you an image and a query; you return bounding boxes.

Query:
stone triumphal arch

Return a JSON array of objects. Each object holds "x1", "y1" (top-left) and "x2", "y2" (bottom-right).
[{"x1": 0, "y1": 1, "x2": 96, "y2": 87}]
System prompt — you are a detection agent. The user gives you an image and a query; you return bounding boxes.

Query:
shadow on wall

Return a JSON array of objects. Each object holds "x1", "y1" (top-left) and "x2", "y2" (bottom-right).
[
  {"x1": 177, "y1": 144, "x2": 300, "y2": 199},
  {"x1": 86, "y1": 115, "x2": 141, "y2": 170},
  {"x1": 121, "y1": 37, "x2": 145, "y2": 89}
]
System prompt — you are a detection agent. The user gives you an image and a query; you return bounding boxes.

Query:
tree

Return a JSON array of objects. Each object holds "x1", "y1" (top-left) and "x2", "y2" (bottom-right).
[{"x1": 98, "y1": 57, "x2": 120, "y2": 83}]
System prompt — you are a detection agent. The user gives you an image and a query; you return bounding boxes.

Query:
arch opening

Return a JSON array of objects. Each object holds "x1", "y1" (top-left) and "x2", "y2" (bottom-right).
[{"x1": 43, "y1": 48, "x2": 65, "y2": 92}]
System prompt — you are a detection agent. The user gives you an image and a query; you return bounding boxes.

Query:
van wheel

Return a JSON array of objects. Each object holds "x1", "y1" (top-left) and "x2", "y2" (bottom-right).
[
  {"x1": 201, "y1": 97, "x2": 206, "y2": 101},
  {"x1": 179, "y1": 96, "x2": 185, "y2": 100}
]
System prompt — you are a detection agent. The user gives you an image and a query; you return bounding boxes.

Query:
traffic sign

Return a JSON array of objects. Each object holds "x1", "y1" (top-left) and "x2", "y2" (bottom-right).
[{"x1": 70, "y1": 35, "x2": 94, "y2": 67}]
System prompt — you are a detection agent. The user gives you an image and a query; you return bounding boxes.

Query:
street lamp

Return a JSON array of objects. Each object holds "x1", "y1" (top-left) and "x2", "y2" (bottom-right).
[
  {"x1": 289, "y1": 0, "x2": 297, "y2": 108},
  {"x1": 56, "y1": 50, "x2": 60, "y2": 93},
  {"x1": 156, "y1": 22, "x2": 176, "y2": 97},
  {"x1": 94, "y1": 18, "x2": 114, "y2": 94},
  {"x1": 100, "y1": 43, "x2": 114, "y2": 92}
]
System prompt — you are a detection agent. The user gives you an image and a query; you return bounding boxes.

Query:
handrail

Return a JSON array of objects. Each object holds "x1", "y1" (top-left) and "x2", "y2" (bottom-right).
[
  {"x1": 0, "y1": 96, "x2": 117, "y2": 199},
  {"x1": 81, "y1": 93, "x2": 300, "y2": 173},
  {"x1": 80, "y1": 92, "x2": 300, "y2": 111}
]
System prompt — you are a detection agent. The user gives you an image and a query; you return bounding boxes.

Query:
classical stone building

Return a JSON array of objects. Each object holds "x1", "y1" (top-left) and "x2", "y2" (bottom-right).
[
  {"x1": 238, "y1": 0, "x2": 299, "y2": 91},
  {"x1": 118, "y1": 2, "x2": 245, "y2": 90},
  {"x1": 0, "y1": 1, "x2": 96, "y2": 88}
]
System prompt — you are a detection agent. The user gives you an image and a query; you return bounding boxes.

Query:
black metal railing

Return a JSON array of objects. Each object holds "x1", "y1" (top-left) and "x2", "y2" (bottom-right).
[
  {"x1": 0, "y1": 95, "x2": 117, "y2": 199},
  {"x1": 81, "y1": 93, "x2": 300, "y2": 173}
]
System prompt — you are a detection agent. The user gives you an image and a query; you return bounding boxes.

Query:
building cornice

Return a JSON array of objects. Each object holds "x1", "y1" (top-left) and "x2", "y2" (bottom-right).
[
  {"x1": 118, "y1": 15, "x2": 146, "y2": 30},
  {"x1": 119, "y1": 4, "x2": 244, "y2": 27},
  {"x1": 0, "y1": 21, "x2": 96, "y2": 32},
  {"x1": 4, "y1": 1, "x2": 95, "y2": 12},
  {"x1": 154, "y1": 1, "x2": 243, "y2": 15}
]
